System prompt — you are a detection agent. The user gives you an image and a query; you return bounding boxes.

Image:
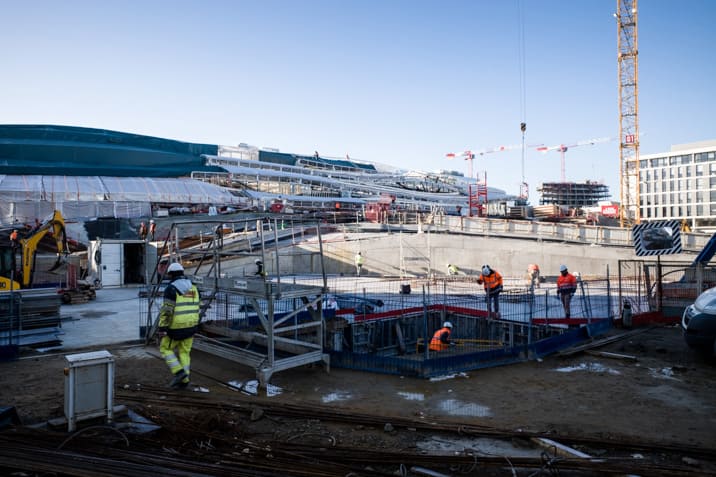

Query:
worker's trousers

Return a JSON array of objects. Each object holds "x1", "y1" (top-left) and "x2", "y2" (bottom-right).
[
  {"x1": 486, "y1": 290, "x2": 500, "y2": 315},
  {"x1": 160, "y1": 336, "x2": 193, "y2": 381}
]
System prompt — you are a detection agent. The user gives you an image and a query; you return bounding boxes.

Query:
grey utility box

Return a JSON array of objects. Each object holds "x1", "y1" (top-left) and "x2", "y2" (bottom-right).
[{"x1": 64, "y1": 350, "x2": 115, "y2": 432}]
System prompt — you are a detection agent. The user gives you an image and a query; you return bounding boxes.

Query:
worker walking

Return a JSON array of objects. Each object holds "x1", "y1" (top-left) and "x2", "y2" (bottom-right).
[
  {"x1": 447, "y1": 263, "x2": 459, "y2": 276},
  {"x1": 477, "y1": 265, "x2": 503, "y2": 318},
  {"x1": 557, "y1": 264, "x2": 578, "y2": 319},
  {"x1": 254, "y1": 259, "x2": 266, "y2": 277},
  {"x1": 429, "y1": 321, "x2": 453, "y2": 351},
  {"x1": 149, "y1": 219, "x2": 157, "y2": 241},
  {"x1": 157, "y1": 262, "x2": 201, "y2": 389},
  {"x1": 527, "y1": 263, "x2": 540, "y2": 289},
  {"x1": 138, "y1": 222, "x2": 147, "y2": 240},
  {"x1": 354, "y1": 252, "x2": 364, "y2": 276}
]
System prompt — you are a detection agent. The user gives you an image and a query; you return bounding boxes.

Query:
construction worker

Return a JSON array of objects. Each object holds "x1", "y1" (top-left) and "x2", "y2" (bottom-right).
[
  {"x1": 447, "y1": 263, "x2": 459, "y2": 276},
  {"x1": 254, "y1": 259, "x2": 266, "y2": 277},
  {"x1": 557, "y1": 264, "x2": 578, "y2": 319},
  {"x1": 354, "y1": 251, "x2": 364, "y2": 276},
  {"x1": 9, "y1": 229, "x2": 19, "y2": 248},
  {"x1": 157, "y1": 262, "x2": 201, "y2": 389},
  {"x1": 527, "y1": 263, "x2": 540, "y2": 289},
  {"x1": 429, "y1": 321, "x2": 453, "y2": 351},
  {"x1": 148, "y1": 219, "x2": 157, "y2": 241},
  {"x1": 322, "y1": 294, "x2": 338, "y2": 319},
  {"x1": 477, "y1": 265, "x2": 503, "y2": 318},
  {"x1": 138, "y1": 222, "x2": 147, "y2": 240}
]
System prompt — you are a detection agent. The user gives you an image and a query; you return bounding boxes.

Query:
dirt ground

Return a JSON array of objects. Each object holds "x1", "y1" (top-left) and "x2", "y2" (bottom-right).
[{"x1": 1, "y1": 324, "x2": 715, "y2": 475}]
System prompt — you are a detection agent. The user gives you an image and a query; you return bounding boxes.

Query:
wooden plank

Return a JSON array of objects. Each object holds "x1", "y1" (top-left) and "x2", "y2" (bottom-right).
[
  {"x1": 531, "y1": 437, "x2": 592, "y2": 458},
  {"x1": 558, "y1": 327, "x2": 655, "y2": 357},
  {"x1": 585, "y1": 350, "x2": 638, "y2": 362}
]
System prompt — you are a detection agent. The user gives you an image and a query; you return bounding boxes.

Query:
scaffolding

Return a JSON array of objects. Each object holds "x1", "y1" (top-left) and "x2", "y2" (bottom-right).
[{"x1": 141, "y1": 216, "x2": 330, "y2": 389}]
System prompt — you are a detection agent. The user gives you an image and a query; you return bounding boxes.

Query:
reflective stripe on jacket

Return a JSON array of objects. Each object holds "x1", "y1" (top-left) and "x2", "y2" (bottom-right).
[
  {"x1": 557, "y1": 273, "x2": 577, "y2": 295},
  {"x1": 429, "y1": 327, "x2": 451, "y2": 351},
  {"x1": 160, "y1": 277, "x2": 200, "y2": 340}
]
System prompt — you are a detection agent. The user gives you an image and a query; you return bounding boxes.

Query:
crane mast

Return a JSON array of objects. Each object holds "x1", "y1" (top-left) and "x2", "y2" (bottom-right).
[{"x1": 616, "y1": 0, "x2": 640, "y2": 226}]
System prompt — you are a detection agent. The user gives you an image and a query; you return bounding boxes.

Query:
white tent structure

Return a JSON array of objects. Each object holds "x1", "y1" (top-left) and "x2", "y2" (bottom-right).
[{"x1": 0, "y1": 175, "x2": 244, "y2": 226}]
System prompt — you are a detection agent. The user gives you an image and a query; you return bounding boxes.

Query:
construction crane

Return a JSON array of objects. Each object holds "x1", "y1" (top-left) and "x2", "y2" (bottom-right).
[
  {"x1": 446, "y1": 145, "x2": 519, "y2": 181},
  {"x1": 615, "y1": 0, "x2": 640, "y2": 226},
  {"x1": 536, "y1": 136, "x2": 615, "y2": 183}
]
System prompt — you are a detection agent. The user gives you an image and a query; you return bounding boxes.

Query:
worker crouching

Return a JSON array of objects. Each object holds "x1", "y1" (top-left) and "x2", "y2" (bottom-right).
[
  {"x1": 157, "y1": 262, "x2": 201, "y2": 389},
  {"x1": 429, "y1": 321, "x2": 453, "y2": 351}
]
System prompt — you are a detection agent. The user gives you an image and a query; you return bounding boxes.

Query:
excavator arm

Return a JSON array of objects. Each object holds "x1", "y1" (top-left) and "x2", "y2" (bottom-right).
[
  {"x1": 0, "y1": 210, "x2": 70, "y2": 290},
  {"x1": 20, "y1": 210, "x2": 69, "y2": 288}
]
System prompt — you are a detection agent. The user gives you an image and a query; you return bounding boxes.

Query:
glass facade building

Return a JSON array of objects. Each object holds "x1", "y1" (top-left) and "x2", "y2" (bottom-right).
[{"x1": 638, "y1": 140, "x2": 716, "y2": 232}]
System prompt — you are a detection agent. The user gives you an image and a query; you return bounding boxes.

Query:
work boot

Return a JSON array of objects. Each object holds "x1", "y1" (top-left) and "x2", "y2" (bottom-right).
[{"x1": 170, "y1": 370, "x2": 188, "y2": 388}]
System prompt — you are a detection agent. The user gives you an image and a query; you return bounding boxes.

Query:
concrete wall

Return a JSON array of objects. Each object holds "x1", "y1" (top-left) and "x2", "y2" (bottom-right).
[{"x1": 280, "y1": 232, "x2": 698, "y2": 279}]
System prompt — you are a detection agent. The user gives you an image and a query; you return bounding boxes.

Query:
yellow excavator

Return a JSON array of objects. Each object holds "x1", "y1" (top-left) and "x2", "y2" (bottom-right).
[{"x1": 0, "y1": 210, "x2": 69, "y2": 291}]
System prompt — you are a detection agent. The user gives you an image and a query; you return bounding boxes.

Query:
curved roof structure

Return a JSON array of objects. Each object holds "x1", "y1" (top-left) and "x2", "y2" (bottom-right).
[
  {"x1": 0, "y1": 124, "x2": 220, "y2": 177},
  {"x1": 0, "y1": 175, "x2": 244, "y2": 225}
]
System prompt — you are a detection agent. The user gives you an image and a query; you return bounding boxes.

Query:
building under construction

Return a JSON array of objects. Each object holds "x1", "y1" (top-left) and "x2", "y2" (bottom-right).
[{"x1": 537, "y1": 181, "x2": 610, "y2": 208}]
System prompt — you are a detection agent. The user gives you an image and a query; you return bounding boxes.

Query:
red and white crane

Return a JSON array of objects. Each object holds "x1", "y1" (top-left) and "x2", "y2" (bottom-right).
[
  {"x1": 535, "y1": 136, "x2": 615, "y2": 182},
  {"x1": 446, "y1": 144, "x2": 520, "y2": 180}
]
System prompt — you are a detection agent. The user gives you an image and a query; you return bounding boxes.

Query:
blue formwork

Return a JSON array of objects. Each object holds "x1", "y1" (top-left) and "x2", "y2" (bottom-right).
[
  {"x1": 329, "y1": 346, "x2": 525, "y2": 378},
  {"x1": 329, "y1": 307, "x2": 613, "y2": 378}
]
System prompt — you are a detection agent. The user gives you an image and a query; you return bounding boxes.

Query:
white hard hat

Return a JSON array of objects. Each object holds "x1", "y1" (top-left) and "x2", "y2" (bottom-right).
[
  {"x1": 167, "y1": 262, "x2": 184, "y2": 273},
  {"x1": 150, "y1": 219, "x2": 155, "y2": 223},
  {"x1": 560, "y1": 264, "x2": 568, "y2": 272},
  {"x1": 255, "y1": 259, "x2": 262, "y2": 264},
  {"x1": 443, "y1": 321, "x2": 453, "y2": 329},
  {"x1": 482, "y1": 265, "x2": 491, "y2": 276}
]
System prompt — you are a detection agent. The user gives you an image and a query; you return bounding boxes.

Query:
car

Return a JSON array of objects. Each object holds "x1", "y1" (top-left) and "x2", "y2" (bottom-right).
[{"x1": 681, "y1": 286, "x2": 716, "y2": 356}]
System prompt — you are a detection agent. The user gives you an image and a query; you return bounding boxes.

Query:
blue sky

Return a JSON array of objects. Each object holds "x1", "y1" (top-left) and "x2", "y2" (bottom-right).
[{"x1": 3, "y1": 0, "x2": 715, "y2": 203}]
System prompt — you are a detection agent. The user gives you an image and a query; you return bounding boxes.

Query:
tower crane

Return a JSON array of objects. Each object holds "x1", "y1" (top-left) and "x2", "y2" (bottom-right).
[
  {"x1": 536, "y1": 136, "x2": 615, "y2": 182},
  {"x1": 446, "y1": 145, "x2": 519, "y2": 181},
  {"x1": 615, "y1": 0, "x2": 640, "y2": 226}
]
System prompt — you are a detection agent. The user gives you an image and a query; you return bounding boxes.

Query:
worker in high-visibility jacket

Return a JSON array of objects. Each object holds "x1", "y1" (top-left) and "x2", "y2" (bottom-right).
[
  {"x1": 557, "y1": 264, "x2": 578, "y2": 319},
  {"x1": 527, "y1": 263, "x2": 540, "y2": 289},
  {"x1": 447, "y1": 263, "x2": 459, "y2": 276},
  {"x1": 157, "y1": 262, "x2": 201, "y2": 389},
  {"x1": 477, "y1": 265, "x2": 503, "y2": 318},
  {"x1": 9, "y1": 229, "x2": 19, "y2": 248},
  {"x1": 354, "y1": 252, "x2": 364, "y2": 276},
  {"x1": 429, "y1": 321, "x2": 453, "y2": 351}
]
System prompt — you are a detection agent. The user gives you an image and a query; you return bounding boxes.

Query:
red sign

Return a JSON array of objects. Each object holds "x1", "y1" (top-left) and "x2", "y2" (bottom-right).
[
  {"x1": 601, "y1": 204, "x2": 619, "y2": 217},
  {"x1": 625, "y1": 134, "x2": 635, "y2": 144}
]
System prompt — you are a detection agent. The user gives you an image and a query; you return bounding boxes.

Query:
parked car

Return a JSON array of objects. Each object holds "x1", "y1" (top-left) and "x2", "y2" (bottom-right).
[{"x1": 681, "y1": 286, "x2": 716, "y2": 356}]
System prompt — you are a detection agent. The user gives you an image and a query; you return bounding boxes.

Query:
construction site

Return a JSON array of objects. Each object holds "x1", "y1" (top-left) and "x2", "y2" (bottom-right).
[
  {"x1": 2, "y1": 0, "x2": 716, "y2": 475},
  {"x1": 1, "y1": 214, "x2": 715, "y2": 476}
]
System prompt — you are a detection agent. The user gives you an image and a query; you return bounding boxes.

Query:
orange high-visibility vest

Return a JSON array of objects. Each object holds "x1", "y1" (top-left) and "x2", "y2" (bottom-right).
[
  {"x1": 557, "y1": 273, "x2": 577, "y2": 295},
  {"x1": 481, "y1": 271, "x2": 503, "y2": 292},
  {"x1": 429, "y1": 327, "x2": 451, "y2": 351}
]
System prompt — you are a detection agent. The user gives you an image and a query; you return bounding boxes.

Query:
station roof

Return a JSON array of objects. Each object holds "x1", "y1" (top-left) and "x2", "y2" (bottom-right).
[
  {"x1": 0, "y1": 175, "x2": 242, "y2": 204},
  {"x1": 0, "y1": 124, "x2": 221, "y2": 177}
]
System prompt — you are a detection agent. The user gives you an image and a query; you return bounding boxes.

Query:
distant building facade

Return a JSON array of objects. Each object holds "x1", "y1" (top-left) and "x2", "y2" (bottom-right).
[
  {"x1": 639, "y1": 140, "x2": 716, "y2": 232},
  {"x1": 537, "y1": 181, "x2": 610, "y2": 208}
]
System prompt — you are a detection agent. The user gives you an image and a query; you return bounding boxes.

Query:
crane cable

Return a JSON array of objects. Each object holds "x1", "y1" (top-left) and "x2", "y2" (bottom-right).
[{"x1": 517, "y1": 0, "x2": 528, "y2": 197}]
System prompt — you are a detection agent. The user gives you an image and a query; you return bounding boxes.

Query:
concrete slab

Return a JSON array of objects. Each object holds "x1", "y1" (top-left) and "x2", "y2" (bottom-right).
[{"x1": 54, "y1": 286, "x2": 144, "y2": 351}]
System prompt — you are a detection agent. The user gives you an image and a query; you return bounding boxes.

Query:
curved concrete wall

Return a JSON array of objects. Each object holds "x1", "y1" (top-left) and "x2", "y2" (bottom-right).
[{"x1": 289, "y1": 232, "x2": 698, "y2": 279}]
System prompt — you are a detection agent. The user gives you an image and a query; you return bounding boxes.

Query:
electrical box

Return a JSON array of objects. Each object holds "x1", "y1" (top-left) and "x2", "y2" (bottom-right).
[{"x1": 64, "y1": 350, "x2": 115, "y2": 432}]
